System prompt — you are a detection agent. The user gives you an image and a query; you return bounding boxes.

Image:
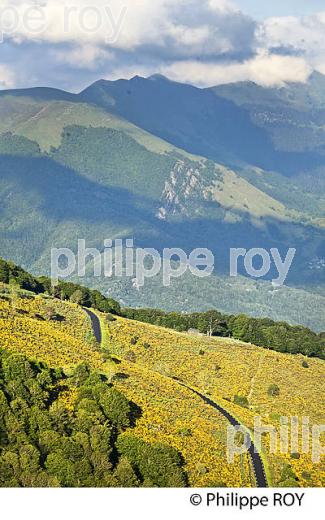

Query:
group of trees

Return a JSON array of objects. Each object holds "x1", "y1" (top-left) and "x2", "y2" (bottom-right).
[
  {"x1": 40, "y1": 278, "x2": 121, "y2": 315},
  {"x1": 228, "y1": 314, "x2": 325, "y2": 358},
  {"x1": 122, "y1": 308, "x2": 325, "y2": 359},
  {"x1": 122, "y1": 308, "x2": 229, "y2": 336},
  {"x1": 1, "y1": 257, "x2": 324, "y2": 359},
  {"x1": 0, "y1": 258, "x2": 120, "y2": 315},
  {"x1": 0, "y1": 351, "x2": 186, "y2": 487},
  {"x1": 0, "y1": 258, "x2": 44, "y2": 294}
]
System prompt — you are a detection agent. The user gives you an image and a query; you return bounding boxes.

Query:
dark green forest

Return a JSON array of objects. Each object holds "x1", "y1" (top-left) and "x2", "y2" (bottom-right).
[{"x1": 0, "y1": 351, "x2": 186, "y2": 487}]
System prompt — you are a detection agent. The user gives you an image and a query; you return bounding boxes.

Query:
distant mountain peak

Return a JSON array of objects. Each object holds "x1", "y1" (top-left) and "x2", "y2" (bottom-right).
[
  {"x1": 129, "y1": 75, "x2": 145, "y2": 81},
  {"x1": 148, "y1": 74, "x2": 170, "y2": 82},
  {"x1": 308, "y1": 70, "x2": 325, "y2": 83}
]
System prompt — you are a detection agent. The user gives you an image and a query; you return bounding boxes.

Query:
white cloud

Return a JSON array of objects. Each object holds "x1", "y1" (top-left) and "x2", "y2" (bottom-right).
[
  {"x1": 208, "y1": 0, "x2": 236, "y2": 13},
  {"x1": 0, "y1": 1, "x2": 323, "y2": 88},
  {"x1": 0, "y1": 64, "x2": 15, "y2": 88},
  {"x1": 258, "y1": 13, "x2": 325, "y2": 52},
  {"x1": 160, "y1": 52, "x2": 311, "y2": 87},
  {"x1": 258, "y1": 12, "x2": 325, "y2": 74},
  {"x1": 54, "y1": 45, "x2": 114, "y2": 70},
  {"x1": 0, "y1": 0, "x2": 253, "y2": 55}
]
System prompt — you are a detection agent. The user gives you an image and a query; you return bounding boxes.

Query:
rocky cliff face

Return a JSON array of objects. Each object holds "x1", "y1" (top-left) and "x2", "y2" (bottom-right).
[{"x1": 157, "y1": 160, "x2": 222, "y2": 219}]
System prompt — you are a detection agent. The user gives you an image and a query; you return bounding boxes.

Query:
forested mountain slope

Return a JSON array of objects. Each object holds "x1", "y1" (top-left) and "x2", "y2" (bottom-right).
[{"x1": 0, "y1": 76, "x2": 324, "y2": 329}]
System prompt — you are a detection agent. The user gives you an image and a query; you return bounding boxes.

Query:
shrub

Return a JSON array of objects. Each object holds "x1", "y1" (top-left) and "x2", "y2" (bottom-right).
[
  {"x1": 267, "y1": 384, "x2": 280, "y2": 397},
  {"x1": 234, "y1": 395, "x2": 249, "y2": 408},
  {"x1": 0, "y1": 260, "x2": 9, "y2": 284},
  {"x1": 106, "y1": 313, "x2": 117, "y2": 322},
  {"x1": 196, "y1": 463, "x2": 208, "y2": 476},
  {"x1": 278, "y1": 463, "x2": 298, "y2": 486},
  {"x1": 125, "y1": 351, "x2": 136, "y2": 363},
  {"x1": 114, "y1": 457, "x2": 140, "y2": 487},
  {"x1": 290, "y1": 452, "x2": 301, "y2": 460},
  {"x1": 70, "y1": 290, "x2": 86, "y2": 305},
  {"x1": 72, "y1": 363, "x2": 91, "y2": 386},
  {"x1": 111, "y1": 372, "x2": 129, "y2": 381},
  {"x1": 178, "y1": 427, "x2": 192, "y2": 438}
]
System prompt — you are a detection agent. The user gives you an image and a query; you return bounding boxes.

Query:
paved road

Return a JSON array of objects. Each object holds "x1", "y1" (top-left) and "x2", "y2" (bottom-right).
[
  {"x1": 85, "y1": 308, "x2": 268, "y2": 487},
  {"x1": 84, "y1": 308, "x2": 102, "y2": 343},
  {"x1": 178, "y1": 382, "x2": 268, "y2": 488}
]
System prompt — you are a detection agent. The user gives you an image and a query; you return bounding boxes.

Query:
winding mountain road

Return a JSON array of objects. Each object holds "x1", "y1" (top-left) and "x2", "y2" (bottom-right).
[
  {"x1": 84, "y1": 308, "x2": 102, "y2": 343},
  {"x1": 177, "y1": 382, "x2": 268, "y2": 487},
  {"x1": 84, "y1": 308, "x2": 268, "y2": 488}
]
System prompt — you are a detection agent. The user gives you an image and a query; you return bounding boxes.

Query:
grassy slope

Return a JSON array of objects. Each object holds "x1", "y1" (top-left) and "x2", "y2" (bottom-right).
[
  {"x1": 105, "y1": 315, "x2": 325, "y2": 487},
  {"x1": 0, "y1": 95, "x2": 196, "y2": 157},
  {"x1": 0, "y1": 94, "x2": 313, "y2": 224},
  {"x1": 1, "y1": 286, "x2": 324, "y2": 486},
  {"x1": 210, "y1": 166, "x2": 300, "y2": 222},
  {"x1": 0, "y1": 95, "x2": 324, "y2": 332},
  {"x1": 0, "y1": 290, "x2": 252, "y2": 487}
]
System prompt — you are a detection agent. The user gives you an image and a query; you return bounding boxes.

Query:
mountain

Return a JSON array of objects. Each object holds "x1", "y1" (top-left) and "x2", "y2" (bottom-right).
[
  {"x1": 214, "y1": 71, "x2": 325, "y2": 192},
  {"x1": 80, "y1": 75, "x2": 275, "y2": 170},
  {"x1": 0, "y1": 75, "x2": 324, "y2": 330},
  {"x1": 80, "y1": 73, "x2": 325, "y2": 190}
]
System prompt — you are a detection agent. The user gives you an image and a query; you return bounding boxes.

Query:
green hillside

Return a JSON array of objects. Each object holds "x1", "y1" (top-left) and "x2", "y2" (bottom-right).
[
  {"x1": 80, "y1": 74, "x2": 325, "y2": 190},
  {"x1": 213, "y1": 72, "x2": 325, "y2": 196},
  {"x1": 0, "y1": 95, "x2": 185, "y2": 156},
  {"x1": 0, "y1": 80, "x2": 324, "y2": 331}
]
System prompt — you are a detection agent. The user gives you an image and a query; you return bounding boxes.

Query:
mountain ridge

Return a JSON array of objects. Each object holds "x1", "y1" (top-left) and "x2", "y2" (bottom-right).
[{"x1": 0, "y1": 74, "x2": 324, "y2": 330}]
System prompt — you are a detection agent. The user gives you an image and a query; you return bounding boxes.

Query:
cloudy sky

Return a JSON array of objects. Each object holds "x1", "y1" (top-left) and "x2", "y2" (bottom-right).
[{"x1": 0, "y1": 0, "x2": 325, "y2": 91}]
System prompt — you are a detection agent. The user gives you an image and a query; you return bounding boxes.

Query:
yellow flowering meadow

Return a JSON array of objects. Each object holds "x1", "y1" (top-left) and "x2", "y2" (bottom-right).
[
  {"x1": 1, "y1": 291, "x2": 324, "y2": 487},
  {"x1": 0, "y1": 295, "x2": 253, "y2": 487},
  {"x1": 106, "y1": 316, "x2": 325, "y2": 487},
  {"x1": 0, "y1": 296, "x2": 104, "y2": 370}
]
